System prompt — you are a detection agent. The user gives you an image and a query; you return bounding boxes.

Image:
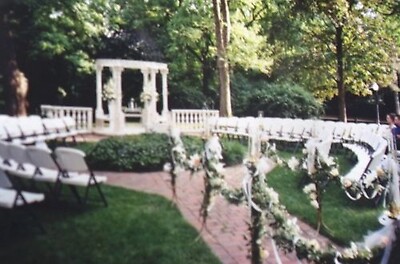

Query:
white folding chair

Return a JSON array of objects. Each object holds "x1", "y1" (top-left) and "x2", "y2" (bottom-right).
[
  {"x1": 4, "y1": 118, "x2": 27, "y2": 144},
  {"x1": 55, "y1": 147, "x2": 107, "y2": 206},
  {"x1": 6, "y1": 143, "x2": 36, "y2": 180},
  {"x1": 0, "y1": 169, "x2": 45, "y2": 233}
]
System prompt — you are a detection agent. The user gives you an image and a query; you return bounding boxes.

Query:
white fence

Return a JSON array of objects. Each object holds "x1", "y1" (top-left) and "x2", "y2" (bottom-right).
[
  {"x1": 171, "y1": 109, "x2": 219, "y2": 134},
  {"x1": 40, "y1": 105, "x2": 93, "y2": 133}
]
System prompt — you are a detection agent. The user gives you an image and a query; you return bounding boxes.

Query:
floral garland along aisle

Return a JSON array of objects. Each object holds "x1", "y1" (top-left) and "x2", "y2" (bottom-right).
[
  {"x1": 165, "y1": 130, "x2": 398, "y2": 263},
  {"x1": 163, "y1": 128, "x2": 201, "y2": 200}
]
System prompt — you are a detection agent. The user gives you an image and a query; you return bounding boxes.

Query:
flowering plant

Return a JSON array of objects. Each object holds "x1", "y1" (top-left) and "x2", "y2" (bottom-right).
[{"x1": 102, "y1": 78, "x2": 116, "y2": 101}]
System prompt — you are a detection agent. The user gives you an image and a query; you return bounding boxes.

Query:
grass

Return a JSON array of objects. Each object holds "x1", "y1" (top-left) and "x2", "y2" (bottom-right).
[
  {"x1": 269, "y1": 146, "x2": 382, "y2": 245},
  {"x1": 12, "y1": 139, "x2": 384, "y2": 261},
  {"x1": 0, "y1": 186, "x2": 221, "y2": 264}
]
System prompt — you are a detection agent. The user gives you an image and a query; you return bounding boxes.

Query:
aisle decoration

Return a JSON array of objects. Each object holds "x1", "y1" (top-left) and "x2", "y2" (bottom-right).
[
  {"x1": 164, "y1": 128, "x2": 201, "y2": 199},
  {"x1": 166, "y1": 128, "x2": 400, "y2": 263},
  {"x1": 286, "y1": 139, "x2": 340, "y2": 233},
  {"x1": 200, "y1": 134, "x2": 385, "y2": 263}
]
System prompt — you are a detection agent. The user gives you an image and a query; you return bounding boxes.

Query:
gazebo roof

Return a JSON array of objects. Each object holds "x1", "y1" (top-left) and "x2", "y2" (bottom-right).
[{"x1": 96, "y1": 59, "x2": 168, "y2": 71}]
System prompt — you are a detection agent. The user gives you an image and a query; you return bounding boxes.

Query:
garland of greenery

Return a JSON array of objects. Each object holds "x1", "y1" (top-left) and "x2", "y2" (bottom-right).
[
  {"x1": 166, "y1": 132, "x2": 398, "y2": 263},
  {"x1": 164, "y1": 128, "x2": 201, "y2": 200},
  {"x1": 200, "y1": 135, "x2": 392, "y2": 264}
]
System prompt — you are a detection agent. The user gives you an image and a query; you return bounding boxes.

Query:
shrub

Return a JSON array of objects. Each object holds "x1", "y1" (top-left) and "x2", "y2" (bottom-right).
[
  {"x1": 221, "y1": 139, "x2": 247, "y2": 166},
  {"x1": 244, "y1": 83, "x2": 324, "y2": 118},
  {"x1": 86, "y1": 133, "x2": 170, "y2": 172},
  {"x1": 78, "y1": 134, "x2": 246, "y2": 172},
  {"x1": 181, "y1": 135, "x2": 204, "y2": 156}
]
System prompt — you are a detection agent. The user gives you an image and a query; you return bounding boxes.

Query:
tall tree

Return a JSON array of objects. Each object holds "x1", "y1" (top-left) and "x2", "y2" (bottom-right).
[
  {"x1": 213, "y1": 0, "x2": 231, "y2": 117},
  {"x1": 268, "y1": 0, "x2": 396, "y2": 121},
  {"x1": 166, "y1": 0, "x2": 272, "y2": 110}
]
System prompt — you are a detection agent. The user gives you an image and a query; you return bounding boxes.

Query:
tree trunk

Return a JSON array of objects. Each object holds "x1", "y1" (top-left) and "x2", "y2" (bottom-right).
[
  {"x1": 0, "y1": 8, "x2": 29, "y2": 116},
  {"x1": 335, "y1": 25, "x2": 346, "y2": 122},
  {"x1": 212, "y1": 0, "x2": 232, "y2": 117}
]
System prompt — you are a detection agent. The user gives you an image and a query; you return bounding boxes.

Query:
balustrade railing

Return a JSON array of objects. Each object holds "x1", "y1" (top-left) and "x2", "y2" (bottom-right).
[
  {"x1": 40, "y1": 105, "x2": 93, "y2": 132},
  {"x1": 171, "y1": 109, "x2": 219, "y2": 133}
]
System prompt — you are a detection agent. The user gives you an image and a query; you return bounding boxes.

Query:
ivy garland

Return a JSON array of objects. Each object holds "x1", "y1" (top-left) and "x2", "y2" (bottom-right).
[
  {"x1": 166, "y1": 133, "x2": 395, "y2": 263},
  {"x1": 164, "y1": 128, "x2": 201, "y2": 200}
]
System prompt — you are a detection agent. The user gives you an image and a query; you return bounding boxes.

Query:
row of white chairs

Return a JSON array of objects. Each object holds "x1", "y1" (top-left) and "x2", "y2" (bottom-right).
[
  {"x1": 207, "y1": 116, "x2": 392, "y2": 202},
  {"x1": 0, "y1": 141, "x2": 107, "y2": 207},
  {"x1": 341, "y1": 136, "x2": 388, "y2": 201},
  {"x1": 208, "y1": 117, "x2": 389, "y2": 146},
  {"x1": 0, "y1": 115, "x2": 80, "y2": 144}
]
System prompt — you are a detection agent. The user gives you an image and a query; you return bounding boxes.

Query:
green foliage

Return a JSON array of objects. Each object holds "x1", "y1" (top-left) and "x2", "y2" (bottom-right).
[
  {"x1": 168, "y1": 79, "x2": 208, "y2": 109},
  {"x1": 268, "y1": 152, "x2": 381, "y2": 245},
  {"x1": 86, "y1": 133, "x2": 170, "y2": 172},
  {"x1": 242, "y1": 82, "x2": 324, "y2": 118},
  {"x1": 221, "y1": 139, "x2": 247, "y2": 166},
  {"x1": 181, "y1": 135, "x2": 204, "y2": 156},
  {"x1": 79, "y1": 134, "x2": 245, "y2": 172},
  {"x1": 0, "y1": 186, "x2": 220, "y2": 264}
]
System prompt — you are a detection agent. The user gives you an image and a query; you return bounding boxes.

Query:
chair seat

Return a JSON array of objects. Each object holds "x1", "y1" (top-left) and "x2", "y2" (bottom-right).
[
  {"x1": 60, "y1": 173, "x2": 107, "y2": 187},
  {"x1": 7, "y1": 167, "x2": 35, "y2": 179},
  {"x1": 0, "y1": 188, "x2": 45, "y2": 209},
  {"x1": 32, "y1": 168, "x2": 59, "y2": 183}
]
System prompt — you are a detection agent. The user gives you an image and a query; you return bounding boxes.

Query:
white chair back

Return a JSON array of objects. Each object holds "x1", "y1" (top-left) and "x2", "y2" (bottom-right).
[
  {"x1": 55, "y1": 147, "x2": 89, "y2": 172},
  {"x1": 26, "y1": 146, "x2": 59, "y2": 171}
]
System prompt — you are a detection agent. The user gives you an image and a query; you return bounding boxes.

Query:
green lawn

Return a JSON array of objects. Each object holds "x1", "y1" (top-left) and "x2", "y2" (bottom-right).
[
  {"x1": 0, "y1": 186, "x2": 221, "y2": 264},
  {"x1": 269, "y1": 148, "x2": 382, "y2": 245}
]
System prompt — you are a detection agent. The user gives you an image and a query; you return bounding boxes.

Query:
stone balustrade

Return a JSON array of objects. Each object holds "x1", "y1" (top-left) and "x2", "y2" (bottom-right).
[
  {"x1": 40, "y1": 105, "x2": 93, "y2": 133},
  {"x1": 171, "y1": 109, "x2": 219, "y2": 134}
]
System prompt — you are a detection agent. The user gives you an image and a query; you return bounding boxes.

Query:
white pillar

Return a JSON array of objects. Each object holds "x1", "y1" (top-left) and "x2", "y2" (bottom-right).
[
  {"x1": 95, "y1": 65, "x2": 104, "y2": 117},
  {"x1": 141, "y1": 68, "x2": 151, "y2": 130},
  {"x1": 111, "y1": 66, "x2": 125, "y2": 133},
  {"x1": 161, "y1": 68, "x2": 169, "y2": 119},
  {"x1": 149, "y1": 69, "x2": 158, "y2": 119}
]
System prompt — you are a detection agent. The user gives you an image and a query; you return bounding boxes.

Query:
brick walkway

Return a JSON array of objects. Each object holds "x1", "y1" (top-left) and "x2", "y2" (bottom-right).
[{"x1": 104, "y1": 163, "x2": 336, "y2": 264}]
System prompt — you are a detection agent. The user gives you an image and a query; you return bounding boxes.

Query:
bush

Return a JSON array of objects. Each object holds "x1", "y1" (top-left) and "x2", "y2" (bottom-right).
[
  {"x1": 77, "y1": 134, "x2": 246, "y2": 172},
  {"x1": 244, "y1": 83, "x2": 324, "y2": 118},
  {"x1": 86, "y1": 133, "x2": 170, "y2": 172},
  {"x1": 221, "y1": 139, "x2": 247, "y2": 166},
  {"x1": 181, "y1": 135, "x2": 205, "y2": 155}
]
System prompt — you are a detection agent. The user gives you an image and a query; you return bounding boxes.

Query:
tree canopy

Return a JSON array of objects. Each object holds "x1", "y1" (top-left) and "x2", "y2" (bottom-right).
[{"x1": 0, "y1": 0, "x2": 398, "y2": 120}]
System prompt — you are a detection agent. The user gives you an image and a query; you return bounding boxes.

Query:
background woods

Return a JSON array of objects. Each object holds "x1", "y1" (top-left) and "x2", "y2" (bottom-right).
[{"x1": 0, "y1": 0, "x2": 398, "y2": 120}]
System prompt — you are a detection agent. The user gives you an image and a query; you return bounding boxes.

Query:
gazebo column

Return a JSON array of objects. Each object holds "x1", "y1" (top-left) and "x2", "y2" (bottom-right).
[
  {"x1": 95, "y1": 65, "x2": 104, "y2": 120},
  {"x1": 141, "y1": 68, "x2": 151, "y2": 130},
  {"x1": 149, "y1": 69, "x2": 158, "y2": 120},
  {"x1": 161, "y1": 68, "x2": 169, "y2": 120},
  {"x1": 111, "y1": 66, "x2": 125, "y2": 133}
]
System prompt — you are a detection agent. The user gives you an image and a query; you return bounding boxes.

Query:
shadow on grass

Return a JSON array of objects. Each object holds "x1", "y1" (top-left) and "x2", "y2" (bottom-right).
[{"x1": 0, "y1": 186, "x2": 221, "y2": 264}]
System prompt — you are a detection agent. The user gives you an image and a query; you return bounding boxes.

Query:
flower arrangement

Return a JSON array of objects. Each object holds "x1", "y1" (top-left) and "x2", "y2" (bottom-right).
[
  {"x1": 286, "y1": 140, "x2": 340, "y2": 233},
  {"x1": 340, "y1": 157, "x2": 391, "y2": 202},
  {"x1": 164, "y1": 128, "x2": 201, "y2": 199},
  {"x1": 102, "y1": 78, "x2": 116, "y2": 101},
  {"x1": 200, "y1": 135, "x2": 228, "y2": 227},
  {"x1": 140, "y1": 91, "x2": 159, "y2": 103}
]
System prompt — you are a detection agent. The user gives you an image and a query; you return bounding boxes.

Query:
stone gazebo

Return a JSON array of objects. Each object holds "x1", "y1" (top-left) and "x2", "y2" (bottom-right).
[{"x1": 94, "y1": 59, "x2": 169, "y2": 134}]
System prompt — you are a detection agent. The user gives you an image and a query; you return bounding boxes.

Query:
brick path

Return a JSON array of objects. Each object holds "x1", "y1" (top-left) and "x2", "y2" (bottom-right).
[{"x1": 104, "y1": 163, "x2": 336, "y2": 264}]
